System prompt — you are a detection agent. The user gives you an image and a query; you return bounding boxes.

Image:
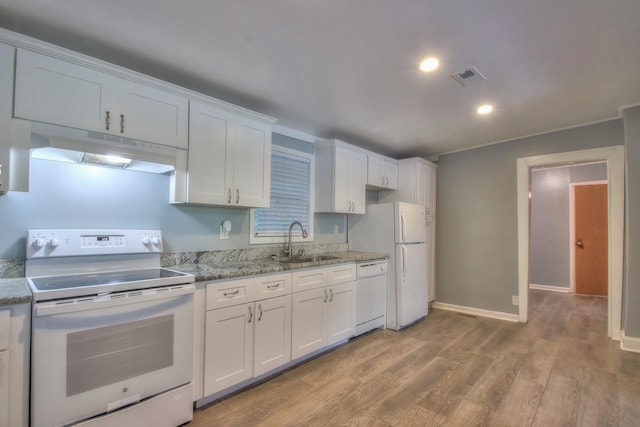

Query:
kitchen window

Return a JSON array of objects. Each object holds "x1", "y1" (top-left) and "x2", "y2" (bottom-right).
[{"x1": 250, "y1": 146, "x2": 314, "y2": 244}]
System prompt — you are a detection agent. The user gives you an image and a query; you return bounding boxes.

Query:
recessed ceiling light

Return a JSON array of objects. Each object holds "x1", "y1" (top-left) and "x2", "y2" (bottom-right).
[
  {"x1": 419, "y1": 57, "x2": 439, "y2": 73},
  {"x1": 477, "y1": 104, "x2": 493, "y2": 115}
]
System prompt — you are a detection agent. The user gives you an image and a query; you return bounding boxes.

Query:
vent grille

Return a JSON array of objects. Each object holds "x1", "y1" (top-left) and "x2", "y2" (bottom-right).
[{"x1": 451, "y1": 66, "x2": 486, "y2": 87}]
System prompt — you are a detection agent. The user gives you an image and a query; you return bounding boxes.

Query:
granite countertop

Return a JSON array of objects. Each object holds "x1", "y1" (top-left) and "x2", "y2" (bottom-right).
[
  {"x1": 169, "y1": 250, "x2": 388, "y2": 282},
  {"x1": 0, "y1": 278, "x2": 32, "y2": 305}
]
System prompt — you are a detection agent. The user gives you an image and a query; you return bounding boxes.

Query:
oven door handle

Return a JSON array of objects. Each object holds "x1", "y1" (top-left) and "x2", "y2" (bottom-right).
[{"x1": 34, "y1": 284, "x2": 195, "y2": 317}]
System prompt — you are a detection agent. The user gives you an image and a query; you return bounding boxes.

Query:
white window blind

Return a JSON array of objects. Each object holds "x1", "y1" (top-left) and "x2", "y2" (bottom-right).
[{"x1": 252, "y1": 148, "x2": 313, "y2": 239}]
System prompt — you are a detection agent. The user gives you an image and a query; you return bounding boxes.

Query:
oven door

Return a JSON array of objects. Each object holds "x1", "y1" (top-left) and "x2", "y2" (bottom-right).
[{"x1": 31, "y1": 284, "x2": 194, "y2": 427}]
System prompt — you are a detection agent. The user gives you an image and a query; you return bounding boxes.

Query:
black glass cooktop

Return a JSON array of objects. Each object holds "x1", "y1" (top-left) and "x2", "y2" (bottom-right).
[{"x1": 30, "y1": 268, "x2": 188, "y2": 291}]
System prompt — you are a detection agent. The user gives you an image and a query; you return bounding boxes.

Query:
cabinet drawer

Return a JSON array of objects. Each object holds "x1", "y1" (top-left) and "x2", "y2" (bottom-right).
[
  {"x1": 206, "y1": 278, "x2": 254, "y2": 310},
  {"x1": 292, "y1": 268, "x2": 328, "y2": 292},
  {"x1": 0, "y1": 309, "x2": 9, "y2": 351},
  {"x1": 254, "y1": 273, "x2": 291, "y2": 301},
  {"x1": 327, "y1": 264, "x2": 356, "y2": 286}
]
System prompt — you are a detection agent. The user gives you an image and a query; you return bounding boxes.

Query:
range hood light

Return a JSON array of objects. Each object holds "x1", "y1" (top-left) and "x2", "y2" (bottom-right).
[{"x1": 80, "y1": 153, "x2": 133, "y2": 168}]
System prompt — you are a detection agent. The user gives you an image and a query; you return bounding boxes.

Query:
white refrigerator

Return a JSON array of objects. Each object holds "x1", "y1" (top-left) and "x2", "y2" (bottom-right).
[{"x1": 349, "y1": 202, "x2": 428, "y2": 330}]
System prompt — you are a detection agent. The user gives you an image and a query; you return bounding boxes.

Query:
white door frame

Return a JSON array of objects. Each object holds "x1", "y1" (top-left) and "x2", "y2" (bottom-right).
[
  {"x1": 517, "y1": 146, "x2": 625, "y2": 340},
  {"x1": 569, "y1": 180, "x2": 608, "y2": 294}
]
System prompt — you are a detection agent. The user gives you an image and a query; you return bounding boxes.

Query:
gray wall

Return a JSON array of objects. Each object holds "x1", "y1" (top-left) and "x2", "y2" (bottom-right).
[
  {"x1": 435, "y1": 119, "x2": 624, "y2": 314},
  {"x1": 529, "y1": 163, "x2": 607, "y2": 288},
  {"x1": 0, "y1": 133, "x2": 347, "y2": 259},
  {"x1": 623, "y1": 106, "x2": 640, "y2": 337}
]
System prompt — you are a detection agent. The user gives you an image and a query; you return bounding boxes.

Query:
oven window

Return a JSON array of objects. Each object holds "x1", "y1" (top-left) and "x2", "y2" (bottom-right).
[{"x1": 66, "y1": 314, "x2": 174, "y2": 396}]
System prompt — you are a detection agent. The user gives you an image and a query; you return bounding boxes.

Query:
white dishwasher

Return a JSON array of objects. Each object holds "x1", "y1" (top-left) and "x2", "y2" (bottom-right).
[{"x1": 355, "y1": 260, "x2": 388, "y2": 336}]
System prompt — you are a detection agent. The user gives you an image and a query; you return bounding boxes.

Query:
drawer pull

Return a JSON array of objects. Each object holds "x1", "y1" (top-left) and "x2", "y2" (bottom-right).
[
  {"x1": 223, "y1": 290, "x2": 240, "y2": 297},
  {"x1": 257, "y1": 304, "x2": 263, "y2": 321},
  {"x1": 248, "y1": 305, "x2": 253, "y2": 323},
  {"x1": 267, "y1": 283, "x2": 281, "y2": 289}
]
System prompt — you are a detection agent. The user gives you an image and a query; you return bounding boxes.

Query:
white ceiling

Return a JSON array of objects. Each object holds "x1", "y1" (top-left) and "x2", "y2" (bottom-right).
[{"x1": 1, "y1": 0, "x2": 639, "y2": 157}]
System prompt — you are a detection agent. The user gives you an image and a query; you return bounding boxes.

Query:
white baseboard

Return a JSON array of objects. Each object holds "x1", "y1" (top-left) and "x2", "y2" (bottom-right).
[
  {"x1": 529, "y1": 283, "x2": 570, "y2": 293},
  {"x1": 621, "y1": 331, "x2": 640, "y2": 353},
  {"x1": 431, "y1": 302, "x2": 519, "y2": 323}
]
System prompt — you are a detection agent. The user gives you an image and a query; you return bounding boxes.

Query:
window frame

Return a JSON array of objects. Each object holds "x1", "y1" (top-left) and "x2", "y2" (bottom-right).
[{"x1": 249, "y1": 145, "x2": 315, "y2": 245}]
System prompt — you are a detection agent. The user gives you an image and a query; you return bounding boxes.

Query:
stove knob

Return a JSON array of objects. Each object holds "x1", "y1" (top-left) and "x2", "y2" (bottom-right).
[
  {"x1": 48, "y1": 238, "x2": 59, "y2": 248},
  {"x1": 32, "y1": 238, "x2": 45, "y2": 249},
  {"x1": 141, "y1": 237, "x2": 151, "y2": 245},
  {"x1": 151, "y1": 236, "x2": 161, "y2": 246}
]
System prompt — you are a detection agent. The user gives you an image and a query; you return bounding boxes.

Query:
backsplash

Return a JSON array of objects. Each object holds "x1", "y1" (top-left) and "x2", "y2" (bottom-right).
[
  {"x1": 161, "y1": 243, "x2": 349, "y2": 267},
  {"x1": 0, "y1": 244, "x2": 349, "y2": 278}
]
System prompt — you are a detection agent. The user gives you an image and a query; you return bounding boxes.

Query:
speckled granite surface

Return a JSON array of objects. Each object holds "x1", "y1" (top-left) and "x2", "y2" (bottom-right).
[
  {"x1": 0, "y1": 259, "x2": 25, "y2": 278},
  {"x1": 166, "y1": 250, "x2": 388, "y2": 282},
  {"x1": 0, "y1": 278, "x2": 32, "y2": 305}
]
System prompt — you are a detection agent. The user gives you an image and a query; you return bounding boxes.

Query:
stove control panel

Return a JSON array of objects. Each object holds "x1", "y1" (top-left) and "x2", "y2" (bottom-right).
[{"x1": 26, "y1": 229, "x2": 163, "y2": 259}]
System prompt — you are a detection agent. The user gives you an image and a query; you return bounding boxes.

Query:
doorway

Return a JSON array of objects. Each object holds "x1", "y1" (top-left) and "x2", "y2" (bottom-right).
[{"x1": 516, "y1": 146, "x2": 625, "y2": 340}]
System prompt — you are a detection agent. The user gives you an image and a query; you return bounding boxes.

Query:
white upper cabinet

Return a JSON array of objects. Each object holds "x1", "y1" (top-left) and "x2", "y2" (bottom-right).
[
  {"x1": 379, "y1": 157, "x2": 437, "y2": 217},
  {"x1": 315, "y1": 139, "x2": 366, "y2": 214},
  {"x1": 367, "y1": 154, "x2": 397, "y2": 190},
  {"x1": 0, "y1": 43, "x2": 30, "y2": 194},
  {"x1": 177, "y1": 100, "x2": 272, "y2": 207},
  {"x1": 14, "y1": 49, "x2": 189, "y2": 149}
]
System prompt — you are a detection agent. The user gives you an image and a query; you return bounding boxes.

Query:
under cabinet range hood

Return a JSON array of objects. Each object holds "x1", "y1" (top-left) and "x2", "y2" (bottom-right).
[{"x1": 29, "y1": 122, "x2": 183, "y2": 174}]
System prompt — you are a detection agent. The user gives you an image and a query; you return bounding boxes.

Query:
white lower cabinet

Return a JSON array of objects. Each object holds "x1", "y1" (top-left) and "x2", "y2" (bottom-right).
[
  {"x1": 291, "y1": 287, "x2": 327, "y2": 359},
  {"x1": 291, "y1": 265, "x2": 356, "y2": 360},
  {"x1": 204, "y1": 303, "x2": 254, "y2": 396},
  {"x1": 202, "y1": 273, "x2": 292, "y2": 397},
  {"x1": 0, "y1": 304, "x2": 30, "y2": 427},
  {"x1": 253, "y1": 294, "x2": 292, "y2": 377},
  {"x1": 326, "y1": 282, "x2": 357, "y2": 344}
]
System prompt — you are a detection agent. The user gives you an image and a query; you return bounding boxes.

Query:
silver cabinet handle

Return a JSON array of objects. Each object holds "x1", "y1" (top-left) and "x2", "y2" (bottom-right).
[
  {"x1": 329, "y1": 288, "x2": 334, "y2": 302},
  {"x1": 267, "y1": 283, "x2": 281, "y2": 289},
  {"x1": 105, "y1": 111, "x2": 110, "y2": 130},
  {"x1": 223, "y1": 289, "x2": 240, "y2": 297},
  {"x1": 576, "y1": 240, "x2": 584, "y2": 248},
  {"x1": 257, "y1": 304, "x2": 263, "y2": 321},
  {"x1": 120, "y1": 114, "x2": 125, "y2": 133},
  {"x1": 323, "y1": 289, "x2": 328, "y2": 303},
  {"x1": 248, "y1": 305, "x2": 253, "y2": 323},
  {"x1": 236, "y1": 189, "x2": 240, "y2": 204},
  {"x1": 227, "y1": 188, "x2": 232, "y2": 203}
]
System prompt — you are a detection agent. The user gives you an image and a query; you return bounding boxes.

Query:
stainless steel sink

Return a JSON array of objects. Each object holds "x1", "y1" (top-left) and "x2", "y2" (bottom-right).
[{"x1": 276, "y1": 255, "x2": 341, "y2": 263}]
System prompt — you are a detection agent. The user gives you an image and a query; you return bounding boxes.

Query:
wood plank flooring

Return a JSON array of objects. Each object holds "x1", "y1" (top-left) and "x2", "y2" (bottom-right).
[{"x1": 188, "y1": 290, "x2": 640, "y2": 426}]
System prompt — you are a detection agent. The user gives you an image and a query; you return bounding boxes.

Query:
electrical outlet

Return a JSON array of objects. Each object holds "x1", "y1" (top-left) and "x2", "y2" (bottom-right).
[
  {"x1": 333, "y1": 224, "x2": 339, "y2": 234},
  {"x1": 512, "y1": 295, "x2": 519, "y2": 306}
]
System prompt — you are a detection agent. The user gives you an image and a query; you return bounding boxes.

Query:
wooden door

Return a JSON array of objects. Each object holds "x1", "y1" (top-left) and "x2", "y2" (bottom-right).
[{"x1": 574, "y1": 184, "x2": 608, "y2": 296}]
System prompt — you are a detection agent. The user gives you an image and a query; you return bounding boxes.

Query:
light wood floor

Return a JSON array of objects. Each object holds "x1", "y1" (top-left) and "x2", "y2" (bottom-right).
[{"x1": 188, "y1": 290, "x2": 640, "y2": 426}]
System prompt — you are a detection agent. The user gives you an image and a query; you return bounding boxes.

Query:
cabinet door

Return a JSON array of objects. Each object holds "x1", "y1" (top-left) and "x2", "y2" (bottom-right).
[
  {"x1": 424, "y1": 163, "x2": 437, "y2": 219},
  {"x1": 0, "y1": 350, "x2": 8, "y2": 427},
  {"x1": 327, "y1": 282, "x2": 356, "y2": 345},
  {"x1": 14, "y1": 49, "x2": 115, "y2": 134},
  {"x1": 384, "y1": 159, "x2": 398, "y2": 190},
  {"x1": 231, "y1": 116, "x2": 272, "y2": 208},
  {"x1": 291, "y1": 288, "x2": 327, "y2": 359},
  {"x1": 367, "y1": 156, "x2": 385, "y2": 188},
  {"x1": 187, "y1": 101, "x2": 233, "y2": 205},
  {"x1": 416, "y1": 160, "x2": 427, "y2": 206},
  {"x1": 0, "y1": 43, "x2": 30, "y2": 194},
  {"x1": 347, "y1": 151, "x2": 367, "y2": 213},
  {"x1": 118, "y1": 81, "x2": 188, "y2": 149},
  {"x1": 254, "y1": 295, "x2": 291, "y2": 376},
  {"x1": 204, "y1": 303, "x2": 254, "y2": 395},
  {"x1": 333, "y1": 146, "x2": 350, "y2": 213}
]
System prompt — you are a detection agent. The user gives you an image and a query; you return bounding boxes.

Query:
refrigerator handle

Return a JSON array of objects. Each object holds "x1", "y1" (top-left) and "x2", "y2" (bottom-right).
[
  {"x1": 401, "y1": 245, "x2": 407, "y2": 275},
  {"x1": 400, "y1": 213, "x2": 406, "y2": 242}
]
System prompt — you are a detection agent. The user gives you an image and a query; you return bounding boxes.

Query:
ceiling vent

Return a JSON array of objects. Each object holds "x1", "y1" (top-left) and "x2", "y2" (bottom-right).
[{"x1": 451, "y1": 66, "x2": 486, "y2": 87}]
